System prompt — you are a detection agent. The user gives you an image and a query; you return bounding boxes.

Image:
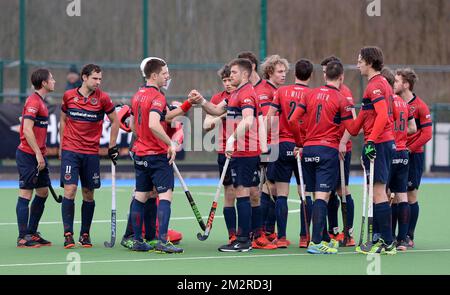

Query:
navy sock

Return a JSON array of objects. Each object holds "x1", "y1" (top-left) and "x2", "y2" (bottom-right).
[
  {"x1": 236, "y1": 197, "x2": 251, "y2": 240},
  {"x1": 397, "y1": 202, "x2": 410, "y2": 242},
  {"x1": 260, "y1": 192, "x2": 271, "y2": 232},
  {"x1": 28, "y1": 195, "x2": 47, "y2": 234},
  {"x1": 157, "y1": 200, "x2": 171, "y2": 243},
  {"x1": 62, "y1": 197, "x2": 75, "y2": 234},
  {"x1": 265, "y1": 196, "x2": 276, "y2": 233},
  {"x1": 311, "y1": 199, "x2": 327, "y2": 244},
  {"x1": 300, "y1": 196, "x2": 312, "y2": 236},
  {"x1": 374, "y1": 202, "x2": 393, "y2": 245},
  {"x1": 372, "y1": 203, "x2": 380, "y2": 239},
  {"x1": 275, "y1": 196, "x2": 288, "y2": 238},
  {"x1": 408, "y1": 202, "x2": 419, "y2": 240},
  {"x1": 251, "y1": 206, "x2": 262, "y2": 237},
  {"x1": 144, "y1": 198, "x2": 157, "y2": 241},
  {"x1": 391, "y1": 203, "x2": 398, "y2": 237},
  {"x1": 131, "y1": 199, "x2": 145, "y2": 241},
  {"x1": 124, "y1": 198, "x2": 134, "y2": 237},
  {"x1": 16, "y1": 197, "x2": 30, "y2": 237},
  {"x1": 345, "y1": 194, "x2": 354, "y2": 231},
  {"x1": 80, "y1": 200, "x2": 95, "y2": 235},
  {"x1": 327, "y1": 192, "x2": 339, "y2": 233},
  {"x1": 223, "y1": 206, "x2": 237, "y2": 237}
]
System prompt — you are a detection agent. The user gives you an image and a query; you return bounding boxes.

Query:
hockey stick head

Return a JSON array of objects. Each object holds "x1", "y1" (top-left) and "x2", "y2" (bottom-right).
[
  {"x1": 49, "y1": 184, "x2": 63, "y2": 203},
  {"x1": 104, "y1": 239, "x2": 115, "y2": 248},
  {"x1": 197, "y1": 232, "x2": 209, "y2": 241}
]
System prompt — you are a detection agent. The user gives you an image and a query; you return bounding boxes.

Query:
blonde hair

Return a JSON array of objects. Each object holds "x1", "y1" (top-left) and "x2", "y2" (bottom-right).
[{"x1": 261, "y1": 55, "x2": 289, "y2": 79}]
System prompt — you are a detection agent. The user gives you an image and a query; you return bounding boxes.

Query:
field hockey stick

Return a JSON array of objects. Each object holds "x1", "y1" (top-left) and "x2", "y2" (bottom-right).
[
  {"x1": 296, "y1": 154, "x2": 310, "y2": 238},
  {"x1": 364, "y1": 159, "x2": 375, "y2": 249},
  {"x1": 197, "y1": 157, "x2": 230, "y2": 241},
  {"x1": 48, "y1": 182, "x2": 63, "y2": 203},
  {"x1": 263, "y1": 167, "x2": 275, "y2": 203},
  {"x1": 339, "y1": 158, "x2": 348, "y2": 241},
  {"x1": 173, "y1": 162, "x2": 206, "y2": 231},
  {"x1": 104, "y1": 162, "x2": 116, "y2": 248},
  {"x1": 358, "y1": 157, "x2": 367, "y2": 247}
]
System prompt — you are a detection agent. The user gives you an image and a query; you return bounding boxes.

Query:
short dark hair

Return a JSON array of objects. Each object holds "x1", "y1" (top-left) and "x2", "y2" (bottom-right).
[
  {"x1": 381, "y1": 67, "x2": 395, "y2": 88},
  {"x1": 218, "y1": 64, "x2": 231, "y2": 79},
  {"x1": 229, "y1": 58, "x2": 253, "y2": 78},
  {"x1": 320, "y1": 56, "x2": 341, "y2": 67},
  {"x1": 360, "y1": 46, "x2": 384, "y2": 71},
  {"x1": 31, "y1": 68, "x2": 51, "y2": 90},
  {"x1": 325, "y1": 61, "x2": 344, "y2": 81},
  {"x1": 295, "y1": 59, "x2": 313, "y2": 81},
  {"x1": 396, "y1": 68, "x2": 418, "y2": 91},
  {"x1": 144, "y1": 58, "x2": 167, "y2": 78},
  {"x1": 237, "y1": 51, "x2": 259, "y2": 72},
  {"x1": 81, "y1": 64, "x2": 102, "y2": 79}
]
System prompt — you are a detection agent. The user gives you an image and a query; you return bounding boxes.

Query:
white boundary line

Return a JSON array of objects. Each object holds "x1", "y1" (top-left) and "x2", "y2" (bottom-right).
[{"x1": 1, "y1": 248, "x2": 450, "y2": 268}]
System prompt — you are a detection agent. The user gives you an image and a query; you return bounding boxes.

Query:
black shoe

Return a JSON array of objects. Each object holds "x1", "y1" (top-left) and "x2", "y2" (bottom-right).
[
  {"x1": 78, "y1": 233, "x2": 93, "y2": 248},
  {"x1": 131, "y1": 239, "x2": 153, "y2": 252},
  {"x1": 64, "y1": 232, "x2": 75, "y2": 249},
  {"x1": 218, "y1": 239, "x2": 252, "y2": 252},
  {"x1": 30, "y1": 232, "x2": 52, "y2": 246},
  {"x1": 17, "y1": 234, "x2": 41, "y2": 248}
]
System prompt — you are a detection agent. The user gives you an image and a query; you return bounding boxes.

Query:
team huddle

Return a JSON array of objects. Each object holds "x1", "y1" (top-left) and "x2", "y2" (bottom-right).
[{"x1": 15, "y1": 46, "x2": 432, "y2": 255}]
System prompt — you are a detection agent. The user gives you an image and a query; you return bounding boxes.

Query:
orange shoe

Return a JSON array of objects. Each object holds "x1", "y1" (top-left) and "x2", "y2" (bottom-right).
[
  {"x1": 265, "y1": 232, "x2": 277, "y2": 242},
  {"x1": 252, "y1": 235, "x2": 277, "y2": 250},
  {"x1": 167, "y1": 229, "x2": 183, "y2": 245},
  {"x1": 299, "y1": 235, "x2": 310, "y2": 248},
  {"x1": 228, "y1": 234, "x2": 237, "y2": 244},
  {"x1": 340, "y1": 236, "x2": 356, "y2": 247},
  {"x1": 274, "y1": 237, "x2": 290, "y2": 248},
  {"x1": 329, "y1": 232, "x2": 344, "y2": 242}
]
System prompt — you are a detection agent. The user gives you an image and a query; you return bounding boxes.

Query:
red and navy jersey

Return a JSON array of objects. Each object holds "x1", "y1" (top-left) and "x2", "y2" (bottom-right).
[
  {"x1": 254, "y1": 79, "x2": 277, "y2": 116},
  {"x1": 226, "y1": 82, "x2": 260, "y2": 157},
  {"x1": 210, "y1": 90, "x2": 232, "y2": 154},
  {"x1": 360, "y1": 74, "x2": 394, "y2": 143},
  {"x1": 61, "y1": 88, "x2": 115, "y2": 155},
  {"x1": 407, "y1": 94, "x2": 433, "y2": 153},
  {"x1": 131, "y1": 86, "x2": 168, "y2": 156},
  {"x1": 299, "y1": 85, "x2": 354, "y2": 150},
  {"x1": 18, "y1": 92, "x2": 49, "y2": 156},
  {"x1": 271, "y1": 83, "x2": 311, "y2": 144},
  {"x1": 339, "y1": 84, "x2": 355, "y2": 151},
  {"x1": 392, "y1": 95, "x2": 413, "y2": 151}
]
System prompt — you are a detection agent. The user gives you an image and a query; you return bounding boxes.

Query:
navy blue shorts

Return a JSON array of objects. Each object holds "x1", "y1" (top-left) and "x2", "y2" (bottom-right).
[
  {"x1": 60, "y1": 150, "x2": 101, "y2": 190},
  {"x1": 363, "y1": 141, "x2": 395, "y2": 185},
  {"x1": 335, "y1": 151, "x2": 351, "y2": 188},
  {"x1": 134, "y1": 154, "x2": 174, "y2": 194},
  {"x1": 302, "y1": 146, "x2": 338, "y2": 193},
  {"x1": 16, "y1": 149, "x2": 50, "y2": 190},
  {"x1": 267, "y1": 141, "x2": 300, "y2": 184},
  {"x1": 408, "y1": 152, "x2": 425, "y2": 191},
  {"x1": 217, "y1": 153, "x2": 233, "y2": 186},
  {"x1": 230, "y1": 156, "x2": 260, "y2": 188},
  {"x1": 388, "y1": 150, "x2": 409, "y2": 193}
]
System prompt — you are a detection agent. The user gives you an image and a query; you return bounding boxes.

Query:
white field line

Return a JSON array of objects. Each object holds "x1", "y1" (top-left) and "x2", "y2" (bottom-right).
[
  {"x1": 0, "y1": 191, "x2": 301, "y2": 226},
  {"x1": 1, "y1": 248, "x2": 450, "y2": 268}
]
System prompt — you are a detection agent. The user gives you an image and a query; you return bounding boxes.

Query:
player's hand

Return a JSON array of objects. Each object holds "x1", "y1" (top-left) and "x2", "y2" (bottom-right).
[
  {"x1": 294, "y1": 147, "x2": 303, "y2": 159},
  {"x1": 167, "y1": 144, "x2": 177, "y2": 165},
  {"x1": 364, "y1": 140, "x2": 376, "y2": 161},
  {"x1": 36, "y1": 153, "x2": 45, "y2": 171},
  {"x1": 108, "y1": 145, "x2": 119, "y2": 165},
  {"x1": 339, "y1": 143, "x2": 347, "y2": 160}
]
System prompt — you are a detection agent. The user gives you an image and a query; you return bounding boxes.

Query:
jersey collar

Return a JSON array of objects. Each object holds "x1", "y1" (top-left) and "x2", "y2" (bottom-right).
[
  {"x1": 324, "y1": 84, "x2": 339, "y2": 91},
  {"x1": 266, "y1": 80, "x2": 277, "y2": 89},
  {"x1": 237, "y1": 81, "x2": 251, "y2": 91},
  {"x1": 295, "y1": 83, "x2": 309, "y2": 87},
  {"x1": 408, "y1": 94, "x2": 417, "y2": 105}
]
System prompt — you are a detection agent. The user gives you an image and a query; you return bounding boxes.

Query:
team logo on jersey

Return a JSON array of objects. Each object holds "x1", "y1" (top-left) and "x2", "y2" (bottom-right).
[
  {"x1": 372, "y1": 89, "x2": 382, "y2": 96},
  {"x1": 27, "y1": 107, "x2": 38, "y2": 114},
  {"x1": 152, "y1": 101, "x2": 162, "y2": 107},
  {"x1": 72, "y1": 96, "x2": 79, "y2": 102},
  {"x1": 345, "y1": 106, "x2": 353, "y2": 112},
  {"x1": 65, "y1": 173, "x2": 72, "y2": 181},
  {"x1": 259, "y1": 95, "x2": 268, "y2": 101},
  {"x1": 91, "y1": 98, "x2": 98, "y2": 105},
  {"x1": 243, "y1": 98, "x2": 252, "y2": 104},
  {"x1": 426, "y1": 114, "x2": 431, "y2": 119}
]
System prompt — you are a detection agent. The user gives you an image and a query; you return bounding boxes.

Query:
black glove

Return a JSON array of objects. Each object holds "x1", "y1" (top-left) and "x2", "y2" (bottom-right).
[
  {"x1": 108, "y1": 145, "x2": 119, "y2": 165},
  {"x1": 364, "y1": 141, "x2": 376, "y2": 161}
]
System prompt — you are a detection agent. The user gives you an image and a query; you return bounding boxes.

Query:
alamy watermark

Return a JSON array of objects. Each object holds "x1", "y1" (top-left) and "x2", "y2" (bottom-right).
[
  {"x1": 366, "y1": 254, "x2": 381, "y2": 275},
  {"x1": 66, "y1": 252, "x2": 81, "y2": 275},
  {"x1": 366, "y1": 0, "x2": 381, "y2": 17},
  {"x1": 66, "y1": 0, "x2": 81, "y2": 17}
]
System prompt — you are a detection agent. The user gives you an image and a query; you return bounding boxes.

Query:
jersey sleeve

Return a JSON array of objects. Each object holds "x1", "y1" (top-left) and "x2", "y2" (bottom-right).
[
  {"x1": 61, "y1": 92, "x2": 68, "y2": 113},
  {"x1": 150, "y1": 94, "x2": 167, "y2": 117},
  {"x1": 339, "y1": 93, "x2": 354, "y2": 122},
  {"x1": 271, "y1": 90, "x2": 281, "y2": 110},
  {"x1": 418, "y1": 101, "x2": 432, "y2": 128},
  {"x1": 23, "y1": 96, "x2": 41, "y2": 121},
  {"x1": 366, "y1": 81, "x2": 385, "y2": 104},
  {"x1": 210, "y1": 93, "x2": 221, "y2": 105},
  {"x1": 240, "y1": 94, "x2": 256, "y2": 111},
  {"x1": 102, "y1": 93, "x2": 115, "y2": 114}
]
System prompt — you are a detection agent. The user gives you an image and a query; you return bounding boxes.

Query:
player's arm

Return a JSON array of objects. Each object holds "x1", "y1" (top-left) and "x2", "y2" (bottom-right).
[
  {"x1": 22, "y1": 118, "x2": 45, "y2": 170},
  {"x1": 407, "y1": 116, "x2": 417, "y2": 135},
  {"x1": 149, "y1": 111, "x2": 176, "y2": 164},
  {"x1": 203, "y1": 113, "x2": 226, "y2": 131},
  {"x1": 368, "y1": 98, "x2": 389, "y2": 142},
  {"x1": 342, "y1": 110, "x2": 364, "y2": 136},
  {"x1": 165, "y1": 95, "x2": 199, "y2": 121},
  {"x1": 287, "y1": 103, "x2": 306, "y2": 147},
  {"x1": 407, "y1": 106, "x2": 433, "y2": 152},
  {"x1": 107, "y1": 111, "x2": 119, "y2": 148}
]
